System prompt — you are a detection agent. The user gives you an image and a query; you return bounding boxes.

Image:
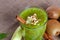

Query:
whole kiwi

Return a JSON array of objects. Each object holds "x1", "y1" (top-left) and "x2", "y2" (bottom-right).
[
  {"x1": 46, "y1": 19, "x2": 60, "y2": 36},
  {"x1": 46, "y1": 6, "x2": 60, "y2": 19}
]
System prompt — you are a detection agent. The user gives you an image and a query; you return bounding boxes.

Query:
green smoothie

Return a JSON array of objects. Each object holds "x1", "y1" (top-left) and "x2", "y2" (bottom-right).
[{"x1": 19, "y1": 8, "x2": 47, "y2": 40}]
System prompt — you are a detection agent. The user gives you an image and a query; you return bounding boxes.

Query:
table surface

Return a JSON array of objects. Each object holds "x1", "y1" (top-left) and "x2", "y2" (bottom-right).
[{"x1": 0, "y1": 0, "x2": 60, "y2": 40}]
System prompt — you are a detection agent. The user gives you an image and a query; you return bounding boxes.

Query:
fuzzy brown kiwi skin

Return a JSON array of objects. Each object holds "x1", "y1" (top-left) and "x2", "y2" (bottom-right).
[
  {"x1": 46, "y1": 19, "x2": 60, "y2": 36},
  {"x1": 46, "y1": 6, "x2": 60, "y2": 19}
]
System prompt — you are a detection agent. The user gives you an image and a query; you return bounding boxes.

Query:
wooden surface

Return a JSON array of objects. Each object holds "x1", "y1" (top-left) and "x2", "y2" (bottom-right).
[{"x1": 0, "y1": 0, "x2": 60, "y2": 40}]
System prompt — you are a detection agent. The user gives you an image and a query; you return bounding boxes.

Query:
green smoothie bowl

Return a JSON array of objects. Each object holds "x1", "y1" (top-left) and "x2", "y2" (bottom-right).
[{"x1": 11, "y1": 8, "x2": 47, "y2": 40}]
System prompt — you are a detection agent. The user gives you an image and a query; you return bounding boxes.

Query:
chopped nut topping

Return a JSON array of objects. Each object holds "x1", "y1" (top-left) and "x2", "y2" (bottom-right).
[{"x1": 26, "y1": 13, "x2": 41, "y2": 25}]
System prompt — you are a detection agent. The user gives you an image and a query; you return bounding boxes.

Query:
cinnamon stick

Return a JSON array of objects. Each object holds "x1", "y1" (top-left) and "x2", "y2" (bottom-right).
[
  {"x1": 48, "y1": 34, "x2": 53, "y2": 40},
  {"x1": 44, "y1": 33, "x2": 53, "y2": 40},
  {"x1": 16, "y1": 16, "x2": 26, "y2": 24},
  {"x1": 44, "y1": 33, "x2": 49, "y2": 40}
]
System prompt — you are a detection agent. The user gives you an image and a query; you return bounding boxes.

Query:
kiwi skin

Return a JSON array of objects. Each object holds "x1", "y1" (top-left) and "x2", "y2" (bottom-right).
[
  {"x1": 45, "y1": 6, "x2": 60, "y2": 40},
  {"x1": 46, "y1": 6, "x2": 60, "y2": 19},
  {"x1": 46, "y1": 19, "x2": 60, "y2": 37}
]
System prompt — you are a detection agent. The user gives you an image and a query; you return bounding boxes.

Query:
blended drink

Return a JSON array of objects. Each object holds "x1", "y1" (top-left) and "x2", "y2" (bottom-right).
[{"x1": 19, "y1": 8, "x2": 47, "y2": 40}]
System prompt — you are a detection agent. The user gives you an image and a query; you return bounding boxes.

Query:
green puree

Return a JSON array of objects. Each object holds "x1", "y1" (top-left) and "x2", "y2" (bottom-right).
[
  {"x1": 11, "y1": 8, "x2": 47, "y2": 40},
  {"x1": 19, "y1": 8, "x2": 47, "y2": 40}
]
